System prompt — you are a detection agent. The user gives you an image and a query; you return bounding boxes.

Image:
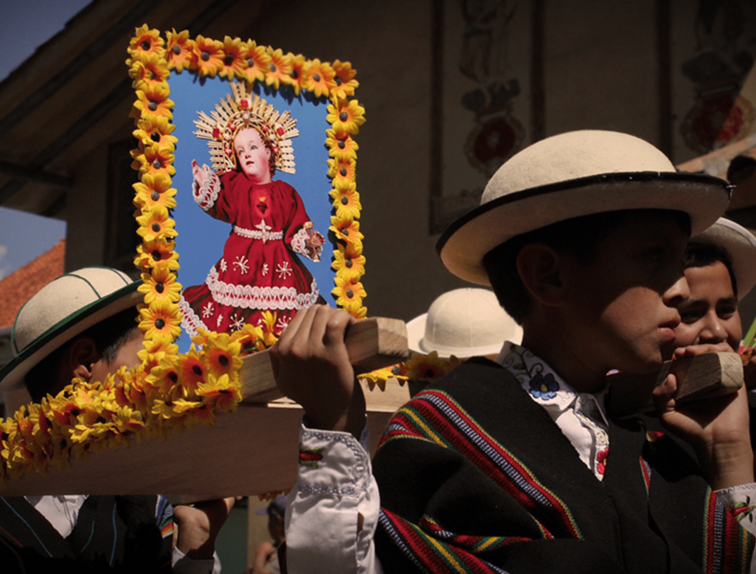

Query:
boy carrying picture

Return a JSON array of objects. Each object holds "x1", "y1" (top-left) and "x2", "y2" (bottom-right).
[{"x1": 272, "y1": 130, "x2": 756, "y2": 573}]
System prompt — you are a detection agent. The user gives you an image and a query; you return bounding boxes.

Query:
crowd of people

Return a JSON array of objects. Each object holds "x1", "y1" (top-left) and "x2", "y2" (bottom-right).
[{"x1": 4, "y1": 128, "x2": 756, "y2": 573}]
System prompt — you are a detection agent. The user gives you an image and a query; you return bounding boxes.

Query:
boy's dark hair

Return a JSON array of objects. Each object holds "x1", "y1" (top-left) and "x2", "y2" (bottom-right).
[
  {"x1": 683, "y1": 241, "x2": 738, "y2": 298},
  {"x1": 24, "y1": 308, "x2": 140, "y2": 402},
  {"x1": 483, "y1": 209, "x2": 691, "y2": 324}
]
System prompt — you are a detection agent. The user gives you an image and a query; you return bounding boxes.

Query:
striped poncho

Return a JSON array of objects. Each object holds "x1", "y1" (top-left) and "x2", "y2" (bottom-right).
[{"x1": 372, "y1": 358, "x2": 754, "y2": 573}]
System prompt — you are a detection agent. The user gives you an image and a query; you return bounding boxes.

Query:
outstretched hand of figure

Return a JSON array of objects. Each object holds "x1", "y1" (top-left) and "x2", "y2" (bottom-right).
[
  {"x1": 304, "y1": 229, "x2": 325, "y2": 262},
  {"x1": 653, "y1": 342, "x2": 754, "y2": 490},
  {"x1": 270, "y1": 305, "x2": 366, "y2": 438}
]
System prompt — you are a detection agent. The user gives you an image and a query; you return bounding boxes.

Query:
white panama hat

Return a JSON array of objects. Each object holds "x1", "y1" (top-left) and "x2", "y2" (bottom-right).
[
  {"x1": 0, "y1": 267, "x2": 141, "y2": 391},
  {"x1": 406, "y1": 288, "x2": 523, "y2": 358},
  {"x1": 437, "y1": 130, "x2": 731, "y2": 285},
  {"x1": 689, "y1": 217, "x2": 756, "y2": 300}
]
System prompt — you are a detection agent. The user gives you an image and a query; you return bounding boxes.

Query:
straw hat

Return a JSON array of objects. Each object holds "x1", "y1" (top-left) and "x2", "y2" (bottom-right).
[
  {"x1": 406, "y1": 288, "x2": 523, "y2": 358},
  {"x1": 437, "y1": 130, "x2": 731, "y2": 285},
  {"x1": 0, "y1": 267, "x2": 141, "y2": 391},
  {"x1": 689, "y1": 217, "x2": 756, "y2": 300}
]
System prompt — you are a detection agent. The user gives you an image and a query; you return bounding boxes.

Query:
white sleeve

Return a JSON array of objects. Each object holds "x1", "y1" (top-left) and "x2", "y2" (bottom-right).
[
  {"x1": 171, "y1": 546, "x2": 219, "y2": 574},
  {"x1": 284, "y1": 420, "x2": 383, "y2": 574}
]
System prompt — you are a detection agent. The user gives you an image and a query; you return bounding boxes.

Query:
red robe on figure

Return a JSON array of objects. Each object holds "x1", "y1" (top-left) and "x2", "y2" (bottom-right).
[{"x1": 180, "y1": 170, "x2": 322, "y2": 336}]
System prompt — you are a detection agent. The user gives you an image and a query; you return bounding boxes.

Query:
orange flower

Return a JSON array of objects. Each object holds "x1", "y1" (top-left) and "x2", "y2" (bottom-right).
[
  {"x1": 193, "y1": 35, "x2": 224, "y2": 78},
  {"x1": 327, "y1": 156, "x2": 356, "y2": 183},
  {"x1": 197, "y1": 374, "x2": 242, "y2": 411},
  {"x1": 220, "y1": 36, "x2": 247, "y2": 80},
  {"x1": 137, "y1": 204, "x2": 178, "y2": 243},
  {"x1": 139, "y1": 297, "x2": 181, "y2": 345},
  {"x1": 332, "y1": 277, "x2": 366, "y2": 308},
  {"x1": 133, "y1": 115, "x2": 177, "y2": 151},
  {"x1": 327, "y1": 99, "x2": 366, "y2": 137},
  {"x1": 303, "y1": 59, "x2": 336, "y2": 98},
  {"x1": 325, "y1": 129, "x2": 359, "y2": 160},
  {"x1": 131, "y1": 143, "x2": 176, "y2": 177},
  {"x1": 242, "y1": 39, "x2": 271, "y2": 84},
  {"x1": 180, "y1": 348, "x2": 206, "y2": 392},
  {"x1": 128, "y1": 25, "x2": 164, "y2": 61},
  {"x1": 288, "y1": 53, "x2": 307, "y2": 95},
  {"x1": 329, "y1": 179, "x2": 361, "y2": 220},
  {"x1": 265, "y1": 47, "x2": 292, "y2": 90},
  {"x1": 330, "y1": 217, "x2": 364, "y2": 246},
  {"x1": 132, "y1": 84, "x2": 174, "y2": 121},
  {"x1": 129, "y1": 52, "x2": 170, "y2": 91},
  {"x1": 330, "y1": 60, "x2": 359, "y2": 101},
  {"x1": 138, "y1": 265, "x2": 182, "y2": 305},
  {"x1": 165, "y1": 29, "x2": 195, "y2": 73},
  {"x1": 146, "y1": 354, "x2": 182, "y2": 395},
  {"x1": 133, "y1": 173, "x2": 177, "y2": 210}
]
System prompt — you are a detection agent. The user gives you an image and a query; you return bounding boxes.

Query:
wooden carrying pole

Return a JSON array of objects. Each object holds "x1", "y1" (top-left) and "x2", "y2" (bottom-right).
[
  {"x1": 606, "y1": 352, "x2": 743, "y2": 417},
  {"x1": 0, "y1": 318, "x2": 410, "y2": 497}
]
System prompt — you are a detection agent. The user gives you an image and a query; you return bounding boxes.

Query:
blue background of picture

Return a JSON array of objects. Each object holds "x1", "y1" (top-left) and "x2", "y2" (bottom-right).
[{"x1": 169, "y1": 72, "x2": 335, "y2": 351}]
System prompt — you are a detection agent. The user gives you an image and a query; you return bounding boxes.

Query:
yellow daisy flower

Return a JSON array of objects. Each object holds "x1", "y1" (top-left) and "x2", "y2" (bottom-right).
[
  {"x1": 265, "y1": 47, "x2": 292, "y2": 90},
  {"x1": 138, "y1": 266, "x2": 182, "y2": 305},
  {"x1": 332, "y1": 244, "x2": 366, "y2": 281},
  {"x1": 131, "y1": 83, "x2": 174, "y2": 121},
  {"x1": 135, "y1": 236, "x2": 179, "y2": 273},
  {"x1": 165, "y1": 29, "x2": 195, "y2": 73},
  {"x1": 203, "y1": 334, "x2": 243, "y2": 379},
  {"x1": 325, "y1": 129, "x2": 359, "y2": 160},
  {"x1": 131, "y1": 143, "x2": 176, "y2": 178},
  {"x1": 303, "y1": 59, "x2": 336, "y2": 98},
  {"x1": 136, "y1": 204, "x2": 178, "y2": 243},
  {"x1": 405, "y1": 352, "x2": 462, "y2": 384},
  {"x1": 330, "y1": 60, "x2": 359, "y2": 101},
  {"x1": 242, "y1": 39, "x2": 271, "y2": 84},
  {"x1": 139, "y1": 296, "x2": 182, "y2": 345},
  {"x1": 341, "y1": 300, "x2": 368, "y2": 320},
  {"x1": 329, "y1": 179, "x2": 362, "y2": 220},
  {"x1": 128, "y1": 25, "x2": 164, "y2": 61},
  {"x1": 193, "y1": 35, "x2": 224, "y2": 78},
  {"x1": 197, "y1": 374, "x2": 242, "y2": 411},
  {"x1": 330, "y1": 217, "x2": 364, "y2": 246},
  {"x1": 220, "y1": 36, "x2": 247, "y2": 80},
  {"x1": 288, "y1": 53, "x2": 307, "y2": 95},
  {"x1": 327, "y1": 156, "x2": 356, "y2": 184},
  {"x1": 332, "y1": 277, "x2": 366, "y2": 308},
  {"x1": 133, "y1": 173, "x2": 177, "y2": 210},
  {"x1": 133, "y1": 115, "x2": 177, "y2": 151},
  {"x1": 327, "y1": 99, "x2": 366, "y2": 137},
  {"x1": 128, "y1": 52, "x2": 170, "y2": 91}
]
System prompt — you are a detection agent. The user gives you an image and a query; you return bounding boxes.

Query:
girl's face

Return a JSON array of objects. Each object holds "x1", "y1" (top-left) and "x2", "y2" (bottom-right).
[{"x1": 234, "y1": 128, "x2": 272, "y2": 184}]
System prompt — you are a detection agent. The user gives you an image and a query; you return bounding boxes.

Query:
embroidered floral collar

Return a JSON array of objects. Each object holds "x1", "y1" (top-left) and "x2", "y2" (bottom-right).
[{"x1": 496, "y1": 342, "x2": 609, "y2": 425}]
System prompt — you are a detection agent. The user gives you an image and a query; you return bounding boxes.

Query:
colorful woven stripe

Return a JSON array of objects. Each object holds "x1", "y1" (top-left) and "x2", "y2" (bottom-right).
[
  {"x1": 702, "y1": 489, "x2": 754, "y2": 573},
  {"x1": 419, "y1": 515, "x2": 529, "y2": 553},
  {"x1": 380, "y1": 509, "x2": 510, "y2": 574},
  {"x1": 381, "y1": 390, "x2": 582, "y2": 540}
]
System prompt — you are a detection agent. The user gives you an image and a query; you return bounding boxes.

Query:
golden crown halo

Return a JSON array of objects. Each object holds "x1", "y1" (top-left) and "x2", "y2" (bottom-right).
[{"x1": 194, "y1": 81, "x2": 298, "y2": 174}]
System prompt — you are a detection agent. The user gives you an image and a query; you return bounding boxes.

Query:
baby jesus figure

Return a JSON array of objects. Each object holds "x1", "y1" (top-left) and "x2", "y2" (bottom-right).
[{"x1": 180, "y1": 87, "x2": 325, "y2": 336}]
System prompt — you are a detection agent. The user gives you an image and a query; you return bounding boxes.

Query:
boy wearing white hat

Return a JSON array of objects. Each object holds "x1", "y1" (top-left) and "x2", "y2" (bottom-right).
[
  {"x1": 273, "y1": 130, "x2": 756, "y2": 572},
  {"x1": 0, "y1": 267, "x2": 230, "y2": 573}
]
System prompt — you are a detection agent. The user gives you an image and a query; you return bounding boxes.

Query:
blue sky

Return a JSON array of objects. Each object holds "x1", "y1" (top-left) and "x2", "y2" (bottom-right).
[{"x1": 0, "y1": 1, "x2": 90, "y2": 278}]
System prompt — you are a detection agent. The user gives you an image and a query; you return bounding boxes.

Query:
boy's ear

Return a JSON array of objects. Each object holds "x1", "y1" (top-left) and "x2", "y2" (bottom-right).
[
  {"x1": 516, "y1": 243, "x2": 565, "y2": 307},
  {"x1": 67, "y1": 337, "x2": 101, "y2": 383}
]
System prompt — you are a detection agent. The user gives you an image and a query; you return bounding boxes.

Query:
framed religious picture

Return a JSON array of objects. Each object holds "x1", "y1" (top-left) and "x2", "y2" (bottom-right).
[{"x1": 0, "y1": 26, "x2": 371, "y2": 489}]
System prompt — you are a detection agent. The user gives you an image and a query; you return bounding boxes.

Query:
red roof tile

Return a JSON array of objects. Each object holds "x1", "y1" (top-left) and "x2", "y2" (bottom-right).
[{"x1": 0, "y1": 239, "x2": 66, "y2": 329}]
